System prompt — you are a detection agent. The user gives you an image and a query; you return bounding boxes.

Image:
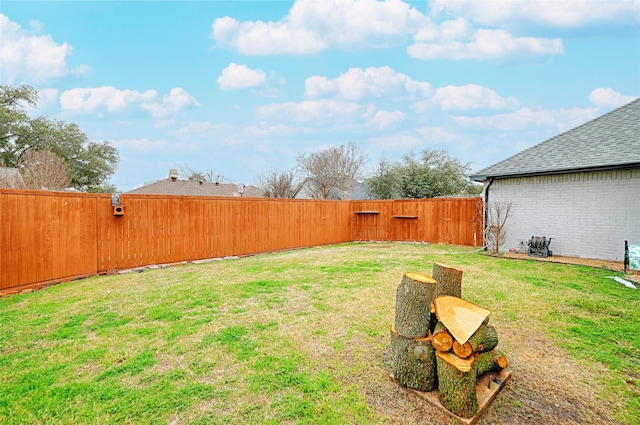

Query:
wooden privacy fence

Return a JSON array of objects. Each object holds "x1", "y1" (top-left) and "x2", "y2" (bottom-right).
[{"x1": 0, "y1": 189, "x2": 482, "y2": 293}]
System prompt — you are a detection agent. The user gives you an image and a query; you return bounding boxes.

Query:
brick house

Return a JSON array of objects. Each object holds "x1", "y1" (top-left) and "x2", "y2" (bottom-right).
[{"x1": 470, "y1": 98, "x2": 640, "y2": 262}]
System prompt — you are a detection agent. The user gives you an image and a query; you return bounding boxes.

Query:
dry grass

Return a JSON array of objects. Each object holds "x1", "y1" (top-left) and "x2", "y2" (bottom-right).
[{"x1": 0, "y1": 242, "x2": 638, "y2": 425}]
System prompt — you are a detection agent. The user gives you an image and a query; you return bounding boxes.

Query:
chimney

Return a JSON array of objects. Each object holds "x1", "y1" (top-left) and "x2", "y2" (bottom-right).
[{"x1": 169, "y1": 169, "x2": 178, "y2": 181}]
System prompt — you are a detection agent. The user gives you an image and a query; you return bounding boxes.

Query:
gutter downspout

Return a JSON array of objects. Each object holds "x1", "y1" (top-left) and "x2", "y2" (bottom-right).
[{"x1": 483, "y1": 178, "x2": 494, "y2": 250}]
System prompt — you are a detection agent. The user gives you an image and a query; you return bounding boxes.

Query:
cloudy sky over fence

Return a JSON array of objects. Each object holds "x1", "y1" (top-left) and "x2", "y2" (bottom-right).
[{"x1": 1, "y1": 0, "x2": 638, "y2": 191}]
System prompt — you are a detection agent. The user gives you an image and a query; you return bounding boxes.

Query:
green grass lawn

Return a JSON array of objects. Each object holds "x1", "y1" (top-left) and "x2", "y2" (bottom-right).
[{"x1": 1, "y1": 243, "x2": 638, "y2": 424}]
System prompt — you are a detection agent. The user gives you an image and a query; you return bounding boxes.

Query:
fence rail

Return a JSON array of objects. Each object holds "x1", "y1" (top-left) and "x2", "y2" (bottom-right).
[{"x1": 0, "y1": 189, "x2": 481, "y2": 294}]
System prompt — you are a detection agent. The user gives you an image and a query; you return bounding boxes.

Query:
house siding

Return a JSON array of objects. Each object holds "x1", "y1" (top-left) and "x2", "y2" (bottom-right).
[{"x1": 487, "y1": 169, "x2": 640, "y2": 261}]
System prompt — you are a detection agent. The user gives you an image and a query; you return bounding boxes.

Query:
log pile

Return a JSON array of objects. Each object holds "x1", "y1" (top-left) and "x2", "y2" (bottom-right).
[{"x1": 390, "y1": 263, "x2": 508, "y2": 419}]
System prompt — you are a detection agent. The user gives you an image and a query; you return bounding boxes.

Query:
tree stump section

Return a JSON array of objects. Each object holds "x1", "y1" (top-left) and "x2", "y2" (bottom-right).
[
  {"x1": 475, "y1": 350, "x2": 508, "y2": 378},
  {"x1": 436, "y1": 351, "x2": 478, "y2": 418},
  {"x1": 390, "y1": 325, "x2": 437, "y2": 392},
  {"x1": 395, "y1": 273, "x2": 437, "y2": 338},
  {"x1": 452, "y1": 324, "x2": 487, "y2": 359},
  {"x1": 432, "y1": 321, "x2": 453, "y2": 352},
  {"x1": 478, "y1": 324, "x2": 499, "y2": 353},
  {"x1": 433, "y1": 262, "x2": 463, "y2": 298}
]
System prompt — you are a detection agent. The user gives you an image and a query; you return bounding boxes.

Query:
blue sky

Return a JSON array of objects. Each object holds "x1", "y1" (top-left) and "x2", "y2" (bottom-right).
[{"x1": 1, "y1": 0, "x2": 639, "y2": 191}]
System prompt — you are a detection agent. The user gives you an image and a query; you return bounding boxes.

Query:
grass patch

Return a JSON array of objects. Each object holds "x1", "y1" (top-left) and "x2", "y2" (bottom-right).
[{"x1": 0, "y1": 243, "x2": 638, "y2": 424}]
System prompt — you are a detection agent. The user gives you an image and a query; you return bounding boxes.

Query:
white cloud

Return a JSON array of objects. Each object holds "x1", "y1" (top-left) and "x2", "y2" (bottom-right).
[
  {"x1": 371, "y1": 110, "x2": 405, "y2": 129},
  {"x1": 60, "y1": 86, "x2": 157, "y2": 114},
  {"x1": 258, "y1": 99, "x2": 376, "y2": 125},
  {"x1": 37, "y1": 88, "x2": 59, "y2": 107},
  {"x1": 173, "y1": 121, "x2": 242, "y2": 141},
  {"x1": 211, "y1": 0, "x2": 425, "y2": 55},
  {"x1": 429, "y1": 0, "x2": 640, "y2": 29},
  {"x1": 217, "y1": 63, "x2": 267, "y2": 90},
  {"x1": 210, "y1": 1, "x2": 568, "y2": 62},
  {"x1": 589, "y1": 88, "x2": 638, "y2": 108},
  {"x1": 452, "y1": 107, "x2": 599, "y2": 132},
  {"x1": 305, "y1": 66, "x2": 431, "y2": 100},
  {"x1": 414, "y1": 84, "x2": 518, "y2": 111},
  {"x1": 59, "y1": 86, "x2": 199, "y2": 118},
  {"x1": 141, "y1": 88, "x2": 201, "y2": 118},
  {"x1": 408, "y1": 28, "x2": 562, "y2": 60},
  {"x1": 0, "y1": 14, "x2": 90, "y2": 84},
  {"x1": 416, "y1": 126, "x2": 462, "y2": 144}
]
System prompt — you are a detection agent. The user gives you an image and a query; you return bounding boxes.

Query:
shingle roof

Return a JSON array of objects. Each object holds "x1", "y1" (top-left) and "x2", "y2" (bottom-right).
[
  {"x1": 126, "y1": 178, "x2": 264, "y2": 198},
  {"x1": 470, "y1": 98, "x2": 640, "y2": 181}
]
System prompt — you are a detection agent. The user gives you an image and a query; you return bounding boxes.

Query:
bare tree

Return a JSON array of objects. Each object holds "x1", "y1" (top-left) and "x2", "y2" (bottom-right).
[
  {"x1": 17, "y1": 150, "x2": 71, "y2": 191},
  {"x1": 175, "y1": 162, "x2": 226, "y2": 184},
  {"x1": 296, "y1": 142, "x2": 365, "y2": 200},
  {"x1": 255, "y1": 167, "x2": 300, "y2": 198},
  {"x1": 484, "y1": 200, "x2": 513, "y2": 253},
  {"x1": 0, "y1": 167, "x2": 26, "y2": 189}
]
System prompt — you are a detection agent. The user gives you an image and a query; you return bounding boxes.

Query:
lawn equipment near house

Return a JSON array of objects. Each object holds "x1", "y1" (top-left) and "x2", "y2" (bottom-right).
[{"x1": 527, "y1": 236, "x2": 552, "y2": 258}]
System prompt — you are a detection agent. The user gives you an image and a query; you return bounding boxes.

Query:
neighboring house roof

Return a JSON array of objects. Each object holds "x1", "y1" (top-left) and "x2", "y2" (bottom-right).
[
  {"x1": 470, "y1": 98, "x2": 640, "y2": 181},
  {"x1": 126, "y1": 178, "x2": 264, "y2": 198},
  {"x1": 0, "y1": 167, "x2": 25, "y2": 189}
]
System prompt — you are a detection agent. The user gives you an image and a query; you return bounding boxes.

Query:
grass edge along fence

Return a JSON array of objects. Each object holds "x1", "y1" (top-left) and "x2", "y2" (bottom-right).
[{"x1": 0, "y1": 189, "x2": 481, "y2": 294}]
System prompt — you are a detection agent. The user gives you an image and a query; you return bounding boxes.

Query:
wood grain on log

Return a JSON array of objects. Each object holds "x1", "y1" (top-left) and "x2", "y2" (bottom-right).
[
  {"x1": 435, "y1": 350, "x2": 475, "y2": 373},
  {"x1": 395, "y1": 272, "x2": 437, "y2": 338},
  {"x1": 433, "y1": 295, "x2": 490, "y2": 345},
  {"x1": 432, "y1": 321, "x2": 453, "y2": 352},
  {"x1": 453, "y1": 324, "x2": 487, "y2": 359}
]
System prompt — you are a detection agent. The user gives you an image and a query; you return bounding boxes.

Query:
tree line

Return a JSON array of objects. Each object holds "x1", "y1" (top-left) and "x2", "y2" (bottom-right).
[{"x1": 257, "y1": 143, "x2": 481, "y2": 200}]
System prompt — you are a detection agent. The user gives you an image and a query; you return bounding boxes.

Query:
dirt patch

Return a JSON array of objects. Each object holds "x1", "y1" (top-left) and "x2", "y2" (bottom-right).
[{"x1": 498, "y1": 252, "x2": 640, "y2": 282}]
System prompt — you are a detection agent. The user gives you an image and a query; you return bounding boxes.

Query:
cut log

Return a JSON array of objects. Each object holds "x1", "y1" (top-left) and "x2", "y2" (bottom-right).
[
  {"x1": 395, "y1": 273, "x2": 437, "y2": 338},
  {"x1": 432, "y1": 262, "x2": 463, "y2": 298},
  {"x1": 390, "y1": 325, "x2": 437, "y2": 392},
  {"x1": 475, "y1": 350, "x2": 508, "y2": 378},
  {"x1": 452, "y1": 324, "x2": 487, "y2": 359},
  {"x1": 478, "y1": 324, "x2": 499, "y2": 353},
  {"x1": 431, "y1": 321, "x2": 453, "y2": 352},
  {"x1": 435, "y1": 350, "x2": 475, "y2": 373},
  {"x1": 433, "y1": 295, "x2": 490, "y2": 345},
  {"x1": 436, "y1": 351, "x2": 478, "y2": 418}
]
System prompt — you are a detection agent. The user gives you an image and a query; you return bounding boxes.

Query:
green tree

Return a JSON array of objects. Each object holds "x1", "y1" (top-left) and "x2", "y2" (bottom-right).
[
  {"x1": 0, "y1": 85, "x2": 119, "y2": 192},
  {"x1": 365, "y1": 157, "x2": 401, "y2": 199},
  {"x1": 366, "y1": 148, "x2": 476, "y2": 199}
]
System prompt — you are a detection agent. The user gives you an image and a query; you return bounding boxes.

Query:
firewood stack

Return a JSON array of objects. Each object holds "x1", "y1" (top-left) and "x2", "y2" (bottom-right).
[{"x1": 390, "y1": 263, "x2": 508, "y2": 419}]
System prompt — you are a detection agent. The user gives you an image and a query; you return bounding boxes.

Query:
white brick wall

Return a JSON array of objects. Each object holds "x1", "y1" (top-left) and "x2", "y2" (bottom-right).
[{"x1": 485, "y1": 169, "x2": 640, "y2": 261}]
